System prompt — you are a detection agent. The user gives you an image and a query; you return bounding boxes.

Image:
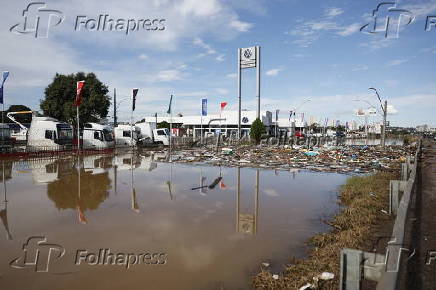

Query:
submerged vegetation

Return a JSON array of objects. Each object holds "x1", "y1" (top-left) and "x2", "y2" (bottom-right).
[{"x1": 253, "y1": 171, "x2": 399, "y2": 289}]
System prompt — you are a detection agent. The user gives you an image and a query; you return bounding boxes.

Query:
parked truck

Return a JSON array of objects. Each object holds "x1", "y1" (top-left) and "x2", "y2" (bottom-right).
[
  {"x1": 82, "y1": 123, "x2": 114, "y2": 149},
  {"x1": 114, "y1": 124, "x2": 140, "y2": 147},
  {"x1": 135, "y1": 122, "x2": 170, "y2": 146},
  {"x1": 27, "y1": 115, "x2": 74, "y2": 150}
]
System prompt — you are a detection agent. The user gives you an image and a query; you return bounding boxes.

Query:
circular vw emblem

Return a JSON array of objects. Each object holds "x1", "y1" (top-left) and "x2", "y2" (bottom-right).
[
  {"x1": 243, "y1": 49, "x2": 252, "y2": 59},
  {"x1": 242, "y1": 117, "x2": 249, "y2": 123}
]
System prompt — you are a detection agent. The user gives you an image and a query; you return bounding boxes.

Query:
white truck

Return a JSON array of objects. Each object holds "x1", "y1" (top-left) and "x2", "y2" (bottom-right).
[
  {"x1": 6, "y1": 111, "x2": 32, "y2": 143},
  {"x1": 27, "y1": 115, "x2": 74, "y2": 150},
  {"x1": 82, "y1": 123, "x2": 114, "y2": 149},
  {"x1": 135, "y1": 122, "x2": 170, "y2": 146},
  {"x1": 114, "y1": 124, "x2": 140, "y2": 147}
]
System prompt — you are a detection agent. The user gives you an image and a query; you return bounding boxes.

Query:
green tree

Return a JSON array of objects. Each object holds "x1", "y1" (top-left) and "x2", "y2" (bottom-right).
[
  {"x1": 250, "y1": 118, "x2": 266, "y2": 144},
  {"x1": 40, "y1": 72, "x2": 110, "y2": 126},
  {"x1": 157, "y1": 121, "x2": 170, "y2": 129}
]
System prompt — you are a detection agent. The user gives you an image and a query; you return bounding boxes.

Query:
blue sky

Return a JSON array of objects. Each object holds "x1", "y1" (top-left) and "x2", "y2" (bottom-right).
[{"x1": 1, "y1": 0, "x2": 436, "y2": 127}]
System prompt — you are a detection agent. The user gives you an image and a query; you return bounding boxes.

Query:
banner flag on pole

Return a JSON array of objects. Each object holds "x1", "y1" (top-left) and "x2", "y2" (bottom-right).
[
  {"x1": 167, "y1": 95, "x2": 173, "y2": 114},
  {"x1": 132, "y1": 88, "x2": 138, "y2": 111},
  {"x1": 289, "y1": 110, "x2": 293, "y2": 121},
  {"x1": 74, "y1": 81, "x2": 85, "y2": 106},
  {"x1": 275, "y1": 109, "x2": 279, "y2": 121},
  {"x1": 201, "y1": 98, "x2": 207, "y2": 116},
  {"x1": 220, "y1": 101, "x2": 227, "y2": 111},
  {"x1": 0, "y1": 71, "x2": 10, "y2": 105}
]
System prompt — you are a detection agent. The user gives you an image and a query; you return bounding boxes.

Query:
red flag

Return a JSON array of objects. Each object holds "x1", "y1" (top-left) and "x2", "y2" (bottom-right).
[
  {"x1": 220, "y1": 102, "x2": 228, "y2": 110},
  {"x1": 219, "y1": 180, "x2": 226, "y2": 190},
  {"x1": 77, "y1": 206, "x2": 87, "y2": 224},
  {"x1": 74, "y1": 81, "x2": 85, "y2": 106}
]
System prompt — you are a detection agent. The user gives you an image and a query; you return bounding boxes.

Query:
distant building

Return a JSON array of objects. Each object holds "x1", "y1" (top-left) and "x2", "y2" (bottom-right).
[
  {"x1": 416, "y1": 124, "x2": 430, "y2": 132},
  {"x1": 143, "y1": 110, "x2": 272, "y2": 138}
]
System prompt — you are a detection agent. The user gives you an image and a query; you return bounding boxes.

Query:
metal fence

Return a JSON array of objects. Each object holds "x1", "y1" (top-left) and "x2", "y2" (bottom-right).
[{"x1": 340, "y1": 139, "x2": 422, "y2": 290}]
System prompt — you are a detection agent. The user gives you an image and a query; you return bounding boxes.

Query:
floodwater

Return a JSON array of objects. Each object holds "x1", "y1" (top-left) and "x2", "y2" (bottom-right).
[{"x1": 0, "y1": 153, "x2": 348, "y2": 290}]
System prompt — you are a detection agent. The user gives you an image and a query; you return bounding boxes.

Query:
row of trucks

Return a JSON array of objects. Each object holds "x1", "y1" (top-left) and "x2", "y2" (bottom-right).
[{"x1": 1, "y1": 111, "x2": 170, "y2": 151}]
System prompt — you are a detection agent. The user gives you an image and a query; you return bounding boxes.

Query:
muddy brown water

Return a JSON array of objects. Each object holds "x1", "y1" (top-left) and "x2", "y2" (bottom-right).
[{"x1": 0, "y1": 153, "x2": 348, "y2": 290}]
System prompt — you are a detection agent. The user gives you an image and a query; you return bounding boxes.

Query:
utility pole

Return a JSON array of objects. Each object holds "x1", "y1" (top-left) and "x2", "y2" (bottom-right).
[
  {"x1": 113, "y1": 88, "x2": 117, "y2": 127},
  {"x1": 382, "y1": 100, "x2": 387, "y2": 150}
]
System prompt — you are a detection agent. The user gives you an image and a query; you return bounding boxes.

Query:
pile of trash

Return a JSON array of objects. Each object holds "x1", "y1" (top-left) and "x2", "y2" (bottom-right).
[{"x1": 156, "y1": 144, "x2": 415, "y2": 174}]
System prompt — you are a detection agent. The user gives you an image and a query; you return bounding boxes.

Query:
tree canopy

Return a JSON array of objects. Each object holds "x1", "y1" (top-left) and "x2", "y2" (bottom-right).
[
  {"x1": 40, "y1": 72, "x2": 110, "y2": 126},
  {"x1": 250, "y1": 118, "x2": 266, "y2": 144}
]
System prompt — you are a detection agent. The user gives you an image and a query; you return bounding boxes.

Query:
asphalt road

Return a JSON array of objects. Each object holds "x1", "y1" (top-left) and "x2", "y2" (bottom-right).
[{"x1": 404, "y1": 139, "x2": 436, "y2": 289}]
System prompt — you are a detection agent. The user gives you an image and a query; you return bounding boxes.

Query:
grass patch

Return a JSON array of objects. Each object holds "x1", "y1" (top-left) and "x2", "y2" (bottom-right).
[{"x1": 253, "y1": 171, "x2": 399, "y2": 289}]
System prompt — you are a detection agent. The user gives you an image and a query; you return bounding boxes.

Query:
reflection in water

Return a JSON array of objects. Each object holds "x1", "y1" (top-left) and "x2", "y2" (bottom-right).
[
  {"x1": 1, "y1": 161, "x2": 12, "y2": 240},
  {"x1": 236, "y1": 168, "x2": 260, "y2": 235},
  {"x1": 0, "y1": 153, "x2": 348, "y2": 290}
]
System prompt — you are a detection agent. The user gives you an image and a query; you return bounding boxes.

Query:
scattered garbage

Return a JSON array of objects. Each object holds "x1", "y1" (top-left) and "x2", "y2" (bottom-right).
[
  {"x1": 261, "y1": 262, "x2": 270, "y2": 268},
  {"x1": 221, "y1": 148, "x2": 233, "y2": 155},
  {"x1": 142, "y1": 143, "x2": 416, "y2": 174},
  {"x1": 272, "y1": 274, "x2": 279, "y2": 280},
  {"x1": 298, "y1": 283, "x2": 314, "y2": 290},
  {"x1": 317, "y1": 272, "x2": 334, "y2": 281}
]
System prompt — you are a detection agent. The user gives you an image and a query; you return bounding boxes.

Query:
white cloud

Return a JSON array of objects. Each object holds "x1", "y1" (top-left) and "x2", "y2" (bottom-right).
[
  {"x1": 265, "y1": 68, "x2": 283, "y2": 76},
  {"x1": 387, "y1": 105, "x2": 398, "y2": 114},
  {"x1": 226, "y1": 73, "x2": 237, "y2": 78},
  {"x1": 352, "y1": 64, "x2": 369, "y2": 71},
  {"x1": 325, "y1": 7, "x2": 344, "y2": 18},
  {"x1": 215, "y1": 54, "x2": 225, "y2": 62},
  {"x1": 230, "y1": 19, "x2": 253, "y2": 32},
  {"x1": 193, "y1": 38, "x2": 216, "y2": 55},
  {"x1": 138, "y1": 53, "x2": 148, "y2": 60},
  {"x1": 386, "y1": 59, "x2": 408, "y2": 67},
  {"x1": 153, "y1": 69, "x2": 184, "y2": 82},
  {"x1": 337, "y1": 23, "x2": 361, "y2": 36}
]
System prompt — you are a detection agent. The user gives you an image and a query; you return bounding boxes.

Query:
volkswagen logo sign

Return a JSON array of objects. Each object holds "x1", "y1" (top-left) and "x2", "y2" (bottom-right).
[
  {"x1": 243, "y1": 49, "x2": 252, "y2": 59},
  {"x1": 242, "y1": 117, "x2": 249, "y2": 123}
]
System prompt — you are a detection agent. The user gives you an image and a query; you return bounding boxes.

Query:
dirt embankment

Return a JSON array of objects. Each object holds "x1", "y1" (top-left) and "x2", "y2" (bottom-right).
[{"x1": 253, "y1": 171, "x2": 399, "y2": 290}]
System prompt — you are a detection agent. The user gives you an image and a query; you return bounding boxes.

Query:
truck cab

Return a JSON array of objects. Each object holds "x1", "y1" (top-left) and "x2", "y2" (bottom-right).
[
  {"x1": 114, "y1": 124, "x2": 140, "y2": 147},
  {"x1": 82, "y1": 123, "x2": 114, "y2": 149},
  {"x1": 135, "y1": 122, "x2": 170, "y2": 146},
  {"x1": 27, "y1": 116, "x2": 74, "y2": 150}
]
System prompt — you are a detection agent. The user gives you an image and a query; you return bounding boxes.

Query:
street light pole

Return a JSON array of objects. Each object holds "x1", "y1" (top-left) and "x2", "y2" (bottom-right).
[
  {"x1": 382, "y1": 100, "x2": 387, "y2": 149},
  {"x1": 369, "y1": 88, "x2": 388, "y2": 150}
]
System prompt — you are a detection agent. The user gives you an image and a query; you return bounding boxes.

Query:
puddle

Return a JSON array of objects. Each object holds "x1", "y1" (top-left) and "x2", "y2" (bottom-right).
[{"x1": 0, "y1": 154, "x2": 348, "y2": 290}]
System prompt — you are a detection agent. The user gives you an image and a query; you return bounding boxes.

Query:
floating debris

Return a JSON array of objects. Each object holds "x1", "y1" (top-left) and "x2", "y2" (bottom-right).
[{"x1": 145, "y1": 143, "x2": 415, "y2": 174}]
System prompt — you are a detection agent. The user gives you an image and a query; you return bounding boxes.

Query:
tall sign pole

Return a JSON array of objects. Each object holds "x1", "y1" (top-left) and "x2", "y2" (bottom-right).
[
  {"x1": 256, "y1": 46, "x2": 261, "y2": 120},
  {"x1": 238, "y1": 46, "x2": 260, "y2": 139},
  {"x1": 237, "y1": 48, "x2": 242, "y2": 139}
]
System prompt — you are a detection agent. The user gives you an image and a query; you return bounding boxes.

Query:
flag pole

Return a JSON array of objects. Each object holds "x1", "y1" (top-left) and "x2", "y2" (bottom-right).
[
  {"x1": 130, "y1": 94, "x2": 133, "y2": 148},
  {"x1": 77, "y1": 106, "x2": 80, "y2": 152}
]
